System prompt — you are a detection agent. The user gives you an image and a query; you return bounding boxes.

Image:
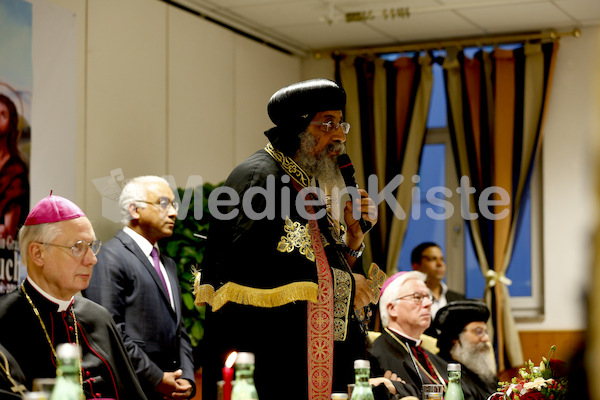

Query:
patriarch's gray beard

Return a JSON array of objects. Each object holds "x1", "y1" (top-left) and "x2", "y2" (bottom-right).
[
  {"x1": 450, "y1": 335, "x2": 497, "y2": 385},
  {"x1": 295, "y1": 130, "x2": 346, "y2": 191}
]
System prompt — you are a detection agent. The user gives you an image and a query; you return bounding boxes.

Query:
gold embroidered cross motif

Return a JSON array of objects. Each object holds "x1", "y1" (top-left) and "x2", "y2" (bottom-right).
[
  {"x1": 277, "y1": 218, "x2": 315, "y2": 262},
  {"x1": 366, "y1": 263, "x2": 387, "y2": 304}
]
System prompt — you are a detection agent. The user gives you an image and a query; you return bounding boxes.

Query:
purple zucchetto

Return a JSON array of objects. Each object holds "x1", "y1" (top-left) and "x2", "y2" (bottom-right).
[
  {"x1": 24, "y1": 191, "x2": 86, "y2": 226},
  {"x1": 380, "y1": 271, "x2": 409, "y2": 298}
]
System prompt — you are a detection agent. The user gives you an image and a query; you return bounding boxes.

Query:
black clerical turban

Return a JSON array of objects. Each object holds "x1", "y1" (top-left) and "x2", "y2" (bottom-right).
[
  {"x1": 264, "y1": 79, "x2": 346, "y2": 156},
  {"x1": 433, "y1": 300, "x2": 490, "y2": 353}
]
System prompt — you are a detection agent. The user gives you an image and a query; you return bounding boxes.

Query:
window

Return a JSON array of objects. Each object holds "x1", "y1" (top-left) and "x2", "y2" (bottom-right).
[{"x1": 397, "y1": 56, "x2": 543, "y2": 319}]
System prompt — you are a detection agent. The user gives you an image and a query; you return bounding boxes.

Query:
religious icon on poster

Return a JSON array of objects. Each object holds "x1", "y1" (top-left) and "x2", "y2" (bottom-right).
[
  {"x1": 0, "y1": 83, "x2": 30, "y2": 295},
  {"x1": 0, "y1": 0, "x2": 33, "y2": 295}
]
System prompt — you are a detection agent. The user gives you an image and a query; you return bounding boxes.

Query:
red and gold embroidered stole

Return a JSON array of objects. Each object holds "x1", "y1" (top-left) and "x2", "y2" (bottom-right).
[{"x1": 306, "y1": 217, "x2": 334, "y2": 400}]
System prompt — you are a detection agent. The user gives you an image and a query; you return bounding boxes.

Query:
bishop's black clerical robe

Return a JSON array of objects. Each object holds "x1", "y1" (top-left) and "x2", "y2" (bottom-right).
[
  {"x1": 0, "y1": 279, "x2": 148, "y2": 400},
  {"x1": 370, "y1": 329, "x2": 486, "y2": 400}
]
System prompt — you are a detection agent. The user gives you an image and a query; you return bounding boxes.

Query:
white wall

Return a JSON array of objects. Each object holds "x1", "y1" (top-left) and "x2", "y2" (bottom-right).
[
  {"x1": 31, "y1": 0, "x2": 84, "y2": 203},
  {"x1": 32, "y1": 0, "x2": 600, "y2": 331},
  {"x1": 518, "y1": 26, "x2": 600, "y2": 331},
  {"x1": 32, "y1": 0, "x2": 301, "y2": 240}
]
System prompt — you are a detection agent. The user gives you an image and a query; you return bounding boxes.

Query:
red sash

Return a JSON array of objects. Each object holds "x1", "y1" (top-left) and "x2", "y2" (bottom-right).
[{"x1": 307, "y1": 217, "x2": 334, "y2": 400}]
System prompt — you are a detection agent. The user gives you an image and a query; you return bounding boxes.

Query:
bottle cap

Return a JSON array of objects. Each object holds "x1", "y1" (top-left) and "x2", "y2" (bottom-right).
[
  {"x1": 56, "y1": 343, "x2": 81, "y2": 360},
  {"x1": 23, "y1": 393, "x2": 47, "y2": 400},
  {"x1": 447, "y1": 363, "x2": 461, "y2": 371},
  {"x1": 236, "y1": 352, "x2": 255, "y2": 365},
  {"x1": 332, "y1": 394, "x2": 349, "y2": 399},
  {"x1": 354, "y1": 359, "x2": 370, "y2": 369}
]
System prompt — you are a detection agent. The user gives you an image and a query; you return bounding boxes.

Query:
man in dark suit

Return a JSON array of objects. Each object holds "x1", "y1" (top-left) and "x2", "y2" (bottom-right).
[
  {"x1": 411, "y1": 242, "x2": 465, "y2": 336},
  {"x1": 84, "y1": 176, "x2": 195, "y2": 400}
]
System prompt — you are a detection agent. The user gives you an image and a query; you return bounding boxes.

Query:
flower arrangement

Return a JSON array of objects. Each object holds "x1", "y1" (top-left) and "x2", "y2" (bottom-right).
[{"x1": 497, "y1": 346, "x2": 568, "y2": 400}]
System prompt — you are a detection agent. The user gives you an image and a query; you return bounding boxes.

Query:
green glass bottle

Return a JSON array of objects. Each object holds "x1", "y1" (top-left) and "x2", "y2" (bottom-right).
[
  {"x1": 231, "y1": 352, "x2": 259, "y2": 400},
  {"x1": 445, "y1": 363, "x2": 465, "y2": 400},
  {"x1": 50, "y1": 343, "x2": 83, "y2": 400},
  {"x1": 350, "y1": 360, "x2": 374, "y2": 400}
]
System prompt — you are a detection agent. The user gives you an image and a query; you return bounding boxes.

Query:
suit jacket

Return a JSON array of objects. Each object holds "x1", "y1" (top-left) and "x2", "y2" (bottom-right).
[
  {"x1": 446, "y1": 289, "x2": 466, "y2": 303},
  {"x1": 84, "y1": 229, "x2": 195, "y2": 399}
]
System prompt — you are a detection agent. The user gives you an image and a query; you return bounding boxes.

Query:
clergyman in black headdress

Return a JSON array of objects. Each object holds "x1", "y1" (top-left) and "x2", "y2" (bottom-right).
[
  {"x1": 433, "y1": 300, "x2": 498, "y2": 398},
  {"x1": 195, "y1": 79, "x2": 381, "y2": 400}
]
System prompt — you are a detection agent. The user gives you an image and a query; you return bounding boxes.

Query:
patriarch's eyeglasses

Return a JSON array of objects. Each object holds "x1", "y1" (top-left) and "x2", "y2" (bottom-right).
[{"x1": 310, "y1": 121, "x2": 351, "y2": 134}]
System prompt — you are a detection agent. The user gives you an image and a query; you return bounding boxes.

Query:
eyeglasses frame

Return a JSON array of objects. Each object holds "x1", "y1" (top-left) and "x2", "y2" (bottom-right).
[
  {"x1": 38, "y1": 240, "x2": 103, "y2": 258},
  {"x1": 136, "y1": 198, "x2": 180, "y2": 213},
  {"x1": 310, "y1": 121, "x2": 351, "y2": 134},
  {"x1": 394, "y1": 292, "x2": 434, "y2": 305}
]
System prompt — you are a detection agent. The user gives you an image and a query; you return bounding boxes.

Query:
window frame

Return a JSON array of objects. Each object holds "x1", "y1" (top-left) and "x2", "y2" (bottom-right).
[{"x1": 421, "y1": 127, "x2": 544, "y2": 319}]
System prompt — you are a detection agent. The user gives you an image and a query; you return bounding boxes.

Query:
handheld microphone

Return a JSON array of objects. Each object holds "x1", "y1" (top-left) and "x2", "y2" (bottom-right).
[{"x1": 337, "y1": 154, "x2": 372, "y2": 234}]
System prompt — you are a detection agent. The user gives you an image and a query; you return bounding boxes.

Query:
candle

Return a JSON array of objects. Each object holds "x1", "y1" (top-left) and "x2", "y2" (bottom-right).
[{"x1": 223, "y1": 351, "x2": 237, "y2": 400}]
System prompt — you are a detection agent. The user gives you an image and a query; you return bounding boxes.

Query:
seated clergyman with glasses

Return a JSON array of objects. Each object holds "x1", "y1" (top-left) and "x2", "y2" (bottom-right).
[
  {"x1": 369, "y1": 271, "x2": 449, "y2": 399},
  {"x1": 369, "y1": 271, "x2": 484, "y2": 400},
  {"x1": 433, "y1": 300, "x2": 498, "y2": 399},
  {"x1": 0, "y1": 193, "x2": 148, "y2": 399}
]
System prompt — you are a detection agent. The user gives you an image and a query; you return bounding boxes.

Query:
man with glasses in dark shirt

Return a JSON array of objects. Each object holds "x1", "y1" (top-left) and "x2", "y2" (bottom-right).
[{"x1": 84, "y1": 176, "x2": 196, "y2": 400}]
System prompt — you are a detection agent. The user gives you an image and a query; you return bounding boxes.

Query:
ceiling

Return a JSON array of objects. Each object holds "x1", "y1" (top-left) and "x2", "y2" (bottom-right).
[{"x1": 172, "y1": 0, "x2": 600, "y2": 56}]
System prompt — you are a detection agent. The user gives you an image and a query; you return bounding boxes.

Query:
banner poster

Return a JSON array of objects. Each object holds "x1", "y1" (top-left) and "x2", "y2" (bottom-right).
[{"x1": 0, "y1": 0, "x2": 32, "y2": 295}]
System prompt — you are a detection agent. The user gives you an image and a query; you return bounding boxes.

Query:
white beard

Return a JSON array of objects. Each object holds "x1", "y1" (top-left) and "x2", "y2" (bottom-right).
[{"x1": 450, "y1": 334, "x2": 497, "y2": 385}]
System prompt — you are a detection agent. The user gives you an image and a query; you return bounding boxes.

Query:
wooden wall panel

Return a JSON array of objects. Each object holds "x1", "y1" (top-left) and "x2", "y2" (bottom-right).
[{"x1": 518, "y1": 330, "x2": 585, "y2": 366}]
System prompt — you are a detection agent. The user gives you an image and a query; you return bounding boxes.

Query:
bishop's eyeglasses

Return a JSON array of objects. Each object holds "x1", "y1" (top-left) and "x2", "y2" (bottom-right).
[
  {"x1": 395, "y1": 292, "x2": 434, "y2": 305},
  {"x1": 310, "y1": 121, "x2": 351, "y2": 134},
  {"x1": 38, "y1": 240, "x2": 103, "y2": 258}
]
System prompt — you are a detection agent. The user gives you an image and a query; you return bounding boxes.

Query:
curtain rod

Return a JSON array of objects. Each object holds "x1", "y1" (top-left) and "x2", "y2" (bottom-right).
[{"x1": 326, "y1": 28, "x2": 580, "y2": 58}]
